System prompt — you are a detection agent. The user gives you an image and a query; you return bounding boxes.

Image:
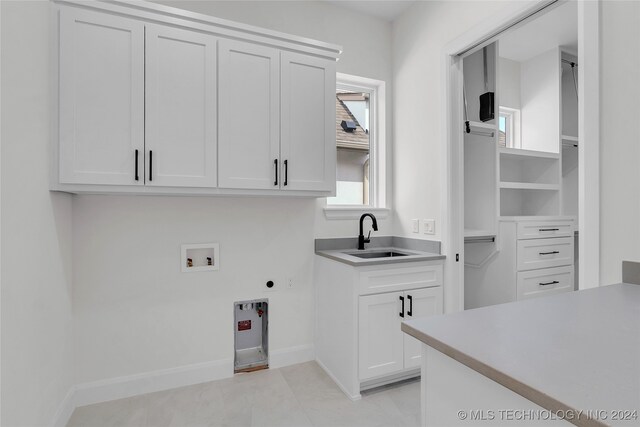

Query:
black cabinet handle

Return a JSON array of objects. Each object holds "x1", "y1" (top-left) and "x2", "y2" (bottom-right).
[
  {"x1": 539, "y1": 251, "x2": 560, "y2": 255},
  {"x1": 399, "y1": 295, "x2": 405, "y2": 318},
  {"x1": 407, "y1": 295, "x2": 413, "y2": 316},
  {"x1": 539, "y1": 228, "x2": 559, "y2": 232},
  {"x1": 284, "y1": 159, "x2": 288, "y2": 186},
  {"x1": 539, "y1": 280, "x2": 560, "y2": 286},
  {"x1": 134, "y1": 149, "x2": 139, "y2": 181},
  {"x1": 149, "y1": 150, "x2": 153, "y2": 182},
  {"x1": 274, "y1": 159, "x2": 278, "y2": 186}
]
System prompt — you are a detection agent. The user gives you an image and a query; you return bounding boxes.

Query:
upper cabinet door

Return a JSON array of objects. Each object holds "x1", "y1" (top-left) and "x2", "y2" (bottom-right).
[
  {"x1": 280, "y1": 52, "x2": 336, "y2": 192},
  {"x1": 59, "y1": 9, "x2": 144, "y2": 185},
  {"x1": 218, "y1": 40, "x2": 280, "y2": 190},
  {"x1": 145, "y1": 25, "x2": 217, "y2": 188}
]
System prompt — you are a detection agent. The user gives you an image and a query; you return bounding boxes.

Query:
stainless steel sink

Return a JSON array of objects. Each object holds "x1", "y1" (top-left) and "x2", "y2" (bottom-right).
[{"x1": 347, "y1": 251, "x2": 410, "y2": 259}]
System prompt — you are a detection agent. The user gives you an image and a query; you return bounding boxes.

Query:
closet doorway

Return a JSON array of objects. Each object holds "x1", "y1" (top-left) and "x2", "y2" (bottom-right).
[{"x1": 443, "y1": 1, "x2": 600, "y2": 313}]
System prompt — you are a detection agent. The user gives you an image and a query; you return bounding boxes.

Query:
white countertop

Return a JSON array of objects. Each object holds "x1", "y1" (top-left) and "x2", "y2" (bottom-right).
[{"x1": 402, "y1": 284, "x2": 640, "y2": 426}]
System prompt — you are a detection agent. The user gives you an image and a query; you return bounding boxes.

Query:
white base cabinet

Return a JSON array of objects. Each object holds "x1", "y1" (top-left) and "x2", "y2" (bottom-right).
[
  {"x1": 359, "y1": 286, "x2": 443, "y2": 380},
  {"x1": 465, "y1": 218, "x2": 575, "y2": 310},
  {"x1": 315, "y1": 257, "x2": 443, "y2": 400}
]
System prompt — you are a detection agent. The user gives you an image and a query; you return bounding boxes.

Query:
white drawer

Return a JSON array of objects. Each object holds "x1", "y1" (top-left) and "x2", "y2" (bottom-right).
[
  {"x1": 359, "y1": 264, "x2": 442, "y2": 296},
  {"x1": 517, "y1": 266, "x2": 573, "y2": 300},
  {"x1": 517, "y1": 221, "x2": 574, "y2": 240},
  {"x1": 517, "y1": 237, "x2": 573, "y2": 271}
]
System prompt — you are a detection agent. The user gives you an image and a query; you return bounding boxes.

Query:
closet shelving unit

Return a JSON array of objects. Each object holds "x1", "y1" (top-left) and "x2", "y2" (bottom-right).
[{"x1": 499, "y1": 146, "x2": 561, "y2": 217}]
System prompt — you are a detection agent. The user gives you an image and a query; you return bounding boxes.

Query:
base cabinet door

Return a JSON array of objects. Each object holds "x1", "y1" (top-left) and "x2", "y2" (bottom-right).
[
  {"x1": 218, "y1": 40, "x2": 280, "y2": 190},
  {"x1": 280, "y1": 52, "x2": 335, "y2": 192},
  {"x1": 403, "y1": 287, "x2": 444, "y2": 369},
  {"x1": 145, "y1": 25, "x2": 217, "y2": 187},
  {"x1": 358, "y1": 292, "x2": 404, "y2": 381},
  {"x1": 59, "y1": 8, "x2": 144, "y2": 185}
]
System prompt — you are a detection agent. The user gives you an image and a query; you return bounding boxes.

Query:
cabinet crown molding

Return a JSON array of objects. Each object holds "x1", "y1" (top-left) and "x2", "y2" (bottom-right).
[{"x1": 53, "y1": 0, "x2": 342, "y2": 60}]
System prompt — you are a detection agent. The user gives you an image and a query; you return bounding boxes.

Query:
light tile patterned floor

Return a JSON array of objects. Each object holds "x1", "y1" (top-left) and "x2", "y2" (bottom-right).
[{"x1": 67, "y1": 362, "x2": 420, "y2": 427}]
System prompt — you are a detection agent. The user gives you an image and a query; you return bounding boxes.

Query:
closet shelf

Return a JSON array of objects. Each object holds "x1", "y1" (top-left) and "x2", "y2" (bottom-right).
[
  {"x1": 499, "y1": 182, "x2": 560, "y2": 191},
  {"x1": 499, "y1": 147, "x2": 559, "y2": 160}
]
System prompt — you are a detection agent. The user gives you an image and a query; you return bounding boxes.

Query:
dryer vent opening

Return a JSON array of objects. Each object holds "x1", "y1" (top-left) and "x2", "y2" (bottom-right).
[{"x1": 234, "y1": 299, "x2": 268, "y2": 373}]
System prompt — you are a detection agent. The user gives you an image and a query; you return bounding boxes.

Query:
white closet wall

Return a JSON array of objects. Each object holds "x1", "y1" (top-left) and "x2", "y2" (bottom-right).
[{"x1": 520, "y1": 48, "x2": 561, "y2": 153}]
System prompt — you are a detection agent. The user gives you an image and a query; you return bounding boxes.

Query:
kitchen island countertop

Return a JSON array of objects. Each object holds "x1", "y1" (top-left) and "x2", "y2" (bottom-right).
[{"x1": 402, "y1": 284, "x2": 640, "y2": 426}]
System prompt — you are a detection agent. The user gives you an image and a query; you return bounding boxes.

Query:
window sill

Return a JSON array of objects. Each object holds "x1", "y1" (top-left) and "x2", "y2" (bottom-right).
[{"x1": 323, "y1": 206, "x2": 390, "y2": 220}]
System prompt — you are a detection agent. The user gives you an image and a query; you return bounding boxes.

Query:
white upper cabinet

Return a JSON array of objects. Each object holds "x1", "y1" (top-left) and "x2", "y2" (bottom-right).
[
  {"x1": 218, "y1": 40, "x2": 280, "y2": 190},
  {"x1": 281, "y1": 52, "x2": 336, "y2": 192},
  {"x1": 58, "y1": 8, "x2": 144, "y2": 185},
  {"x1": 145, "y1": 25, "x2": 217, "y2": 188},
  {"x1": 54, "y1": 2, "x2": 340, "y2": 196}
]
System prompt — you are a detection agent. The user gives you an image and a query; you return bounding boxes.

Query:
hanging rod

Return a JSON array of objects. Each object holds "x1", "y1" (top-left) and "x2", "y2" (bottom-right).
[
  {"x1": 469, "y1": 130, "x2": 495, "y2": 138},
  {"x1": 561, "y1": 59, "x2": 579, "y2": 67},
  {"x1": 464, "y1": 236, "x2": 496, "y2": 243}
]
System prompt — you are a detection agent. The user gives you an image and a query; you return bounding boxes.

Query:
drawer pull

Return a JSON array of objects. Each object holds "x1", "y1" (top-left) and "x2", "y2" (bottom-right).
[
  {"x1": 539, "y1": 280, "x2": 560, "y2": 286},
  {"x1": 399, "y1": 295, "x2": 405, "y2": 318},
  {"x1": 539, "y1": 251, "x2": 560, "y2": 255},
  {"x1": 539, "y1": 228, "x2": 560, "y2": 232}
]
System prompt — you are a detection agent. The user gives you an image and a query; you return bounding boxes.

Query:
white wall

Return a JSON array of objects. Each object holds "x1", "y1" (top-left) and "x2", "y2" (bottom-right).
[
  {"x1": 561, "y1": 59, "x2": 579, "y2": 137},
  {"x1": 392, "y1": 1, "x2": 519, "y2": 240},
  {"x1": 499, "y1": 57, "x2": 521, "y2": 109},
  {"x1": 600, "y1": 0, "x2": 640, "y2": 285},
  {"x1": 520, "y1": 48, "x2": 561, "y2": 153},
  {"x1": 73, "y1": 0, "x2": 393, "y2": 386},
  {"x1": 1, "y1": 2, "x2": 75, "y2": 426}
]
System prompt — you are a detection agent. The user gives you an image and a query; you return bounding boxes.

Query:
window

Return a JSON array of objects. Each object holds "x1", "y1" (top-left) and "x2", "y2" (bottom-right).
[
  {"x1": 327, "y1": 88, "x2": 372, "y2": 205},
  {"x1": 326, "y1": 74, "x2": 385, "y2": 214},
  {"x1": 499, "y1": 106, "x2": 521, "y2": 149}
]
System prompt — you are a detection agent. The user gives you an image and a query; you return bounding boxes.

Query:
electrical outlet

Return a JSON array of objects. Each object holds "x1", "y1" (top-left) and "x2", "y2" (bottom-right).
[
  {"x1": 423, "y1": 219, "x2": 435, "y2": 235},
  {"x1": 412, "y1": 219, "x2": 420, "y2": 233},
  {"x1": 287, "y1": 278, "x2": 294, "y2": 289}
]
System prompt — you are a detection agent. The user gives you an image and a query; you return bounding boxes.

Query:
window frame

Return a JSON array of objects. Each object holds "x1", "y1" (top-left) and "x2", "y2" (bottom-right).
[
  {"x1": 499, "y1": 106, "x2": 521, "y2": 149},
  {"x1": 324, "y1": 73, "x2": 388, "y2": 219}
]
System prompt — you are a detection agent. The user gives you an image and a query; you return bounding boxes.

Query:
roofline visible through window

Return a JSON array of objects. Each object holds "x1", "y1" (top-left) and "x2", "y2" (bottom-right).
[{"x1": 325, "y1": 73, "x2": 387, "y2": 218}]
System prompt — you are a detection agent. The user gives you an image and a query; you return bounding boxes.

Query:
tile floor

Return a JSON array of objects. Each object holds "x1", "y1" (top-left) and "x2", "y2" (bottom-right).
[{"x1": 67, "y1": 362, "x2": 420, "y2": 427}]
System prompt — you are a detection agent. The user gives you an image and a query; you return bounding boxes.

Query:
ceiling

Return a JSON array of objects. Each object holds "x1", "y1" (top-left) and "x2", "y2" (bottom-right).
[
  {"x1": 324, "y1": 0, "x2": 415, "y2": 22},
  {"x1": 499, "y1": 1, "x2": 578, "y2": 63}
]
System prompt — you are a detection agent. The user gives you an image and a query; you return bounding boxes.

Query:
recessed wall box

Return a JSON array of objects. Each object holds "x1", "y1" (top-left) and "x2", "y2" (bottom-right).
[
  {"x1": 234, "y1": 299, "x2": 269, "y2": 373},
  {"x1": 181, "y1": 243, "x2": 219, "y2": 272}
]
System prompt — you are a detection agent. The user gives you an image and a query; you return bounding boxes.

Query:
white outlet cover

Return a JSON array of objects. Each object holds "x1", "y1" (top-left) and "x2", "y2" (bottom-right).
[
  {"x1": 423, "y1": 219, "x2": 435, "y2": 235},
  {"x1": 412, "y1": 219, "x2": 420, "y2": 233}
]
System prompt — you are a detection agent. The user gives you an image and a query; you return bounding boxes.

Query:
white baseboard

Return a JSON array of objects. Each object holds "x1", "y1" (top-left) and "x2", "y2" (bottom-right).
[
  {"x1": 315, "y1": 358, "x2": 361, "y2": 401},
  {"x1": 52, "y1": 388, "x2": 77, "y2": 427},
  {"x1": 269, "y1": 344, "x2": 314, "y2": 369},
  {"x1": 52, "y1": 344, "x2": 314, "y2": 427},
  {"x1": 73, "y1": 358, "x2": 234, "y2": 408}
]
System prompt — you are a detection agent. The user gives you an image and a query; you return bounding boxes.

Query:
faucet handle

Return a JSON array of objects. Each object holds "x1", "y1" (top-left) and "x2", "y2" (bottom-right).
[{"x1": 365, "y1": 230, "x2": 372, "y2": 243}]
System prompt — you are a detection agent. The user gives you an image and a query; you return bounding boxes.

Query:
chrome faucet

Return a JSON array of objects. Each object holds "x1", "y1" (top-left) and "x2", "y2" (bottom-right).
[{"x1": 358, "y1": 213, "x2": 378, "y2": 250}]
